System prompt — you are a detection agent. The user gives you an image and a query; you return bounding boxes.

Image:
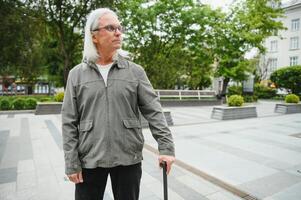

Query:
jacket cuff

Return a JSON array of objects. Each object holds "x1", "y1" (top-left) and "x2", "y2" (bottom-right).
[
  {"x1": 159, "y1": 145, "x2": 175, "y2": 156},
  {"x1": 64, "y1": 152, "x2": 82, "y2": 175},
  {"x1": 65, "y1": 163, "x2": 82, "y2": 175}
]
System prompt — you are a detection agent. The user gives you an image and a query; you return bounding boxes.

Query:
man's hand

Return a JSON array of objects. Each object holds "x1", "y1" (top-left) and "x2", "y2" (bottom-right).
[
  {"x1": 159, "y1": 155, "x2": 176, "y2": 175},
  {"x1": 67, "y1": 171, "x2": 83, "y2": 184}
]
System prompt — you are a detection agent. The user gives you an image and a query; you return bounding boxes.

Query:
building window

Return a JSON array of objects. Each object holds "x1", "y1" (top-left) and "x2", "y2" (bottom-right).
[
  {"x1": 290, "y1": 56, "x2": 298, "y2": 66},
  {"x1": 270, "y1": 40, "x2": 278, "y2": 52},
  {"x1": 291, "y1": 19, "x2": 300, "y2": 31},
  {"x1": 290, "y1": 37, "x2": 299, "y2": 50},
  {"x1": 269, "y1": 58, "x2": 277, "y2": 72}
]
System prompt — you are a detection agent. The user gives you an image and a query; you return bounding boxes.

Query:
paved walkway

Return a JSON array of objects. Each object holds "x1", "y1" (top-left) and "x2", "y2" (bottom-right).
[
  {"x1": 144, "y1": 100, "x2": 301, "y2": 200},
  {"x1": 0, "y1": 100, "x2": 300, "y2": 200},
  {"x1": 0, "y1": 112, "x2": 242, "y2": 200}
]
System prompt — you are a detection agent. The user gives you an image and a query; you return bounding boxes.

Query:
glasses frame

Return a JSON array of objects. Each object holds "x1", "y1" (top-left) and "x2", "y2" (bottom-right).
[{"x1": 92, "y1": 24, "x2": 125, "y2": 33}]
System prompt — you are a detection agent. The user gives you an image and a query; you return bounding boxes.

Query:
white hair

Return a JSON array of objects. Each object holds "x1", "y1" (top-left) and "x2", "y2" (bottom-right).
[{"x1": 83, "y1": 8, "x2": 129, "y2": 63}]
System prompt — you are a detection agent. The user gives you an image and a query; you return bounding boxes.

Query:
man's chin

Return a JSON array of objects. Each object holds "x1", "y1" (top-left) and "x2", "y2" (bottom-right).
[{"x1": 114, "y1": 45, "x2": 121, "y2": 49}]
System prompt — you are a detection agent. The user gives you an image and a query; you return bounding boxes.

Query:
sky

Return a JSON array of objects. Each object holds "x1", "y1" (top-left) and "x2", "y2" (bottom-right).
[
  {"x1": 201, "y1": 0, "x2": 234, "y2": 10},
  {"x1": 202, "y1": 0, "x2": 292, "y2": 11}
]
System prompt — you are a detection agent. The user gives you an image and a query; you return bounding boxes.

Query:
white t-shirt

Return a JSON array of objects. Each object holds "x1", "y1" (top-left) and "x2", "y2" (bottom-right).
[{"x1": 96, "y1": 63, "x2": 113, "y2": 86}]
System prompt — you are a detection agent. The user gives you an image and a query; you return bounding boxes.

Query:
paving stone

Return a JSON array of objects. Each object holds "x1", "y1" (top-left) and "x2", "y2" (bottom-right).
[
  {"x1": 17, "y1": 160, "x2": 35, "y2": 173},
  {"x1": 198, "y1": 139, "x2": 293, "y2": 170},
  {"x1": 139, "y1": 186, "x2": 157, "y2": 199},
  {"x1": 0, "y1": 182, "x2": 16, "y2": 200},
  {"x1": 7, "y1": 114, "x2": 14, "y2": 118},
  {"x1": 45, "y1": 119, "x2": 63, "y2": 150},
  {"x1": 0, "y1": 137, "x2": 19, "y2": 170},
  {"x1": 57, "y1": 182, "x2": 74, "y2": 200},
  {"x1": 15, "y1": 187, "x2": 36, "y2": 200},
  {"x1": 206, "y1": 191, "x2": 243, "y2": 200},
  {"x1": 19, "y1": 118, "x2": 33, "y2": 160},
  {"x1": 16, "y1": 171, "x2": 36, "y2": 191},
  {"x1": 176, "y1": 174, "x2": 219, "y2": 196},
  {"x1": 262, "y1": 182, "x2": 301, "y2": 200},
  {"x1": 0, "y1": 168, "x2": 17, "y2": 184},
  {"x1": 239, "y1": 172, "x2": 301, "y2": 199},
  {"x1": 168, "y1": 176, "x2": 208, "y2": 200},
  {"x1": 0, "y1": 130, "x2": 9, "y2": 162}
]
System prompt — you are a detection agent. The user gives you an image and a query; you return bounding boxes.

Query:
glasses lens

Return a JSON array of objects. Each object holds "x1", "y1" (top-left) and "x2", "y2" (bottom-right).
[
  {"x1": 99, "y1": 25, "x2": 124, "y2": 33},
  {"x1": 105, "y1": 25, "x2": 114, "y2": 32},
  {"x1": 117, "y1": 26, "x2": 125, "y2": 33}
]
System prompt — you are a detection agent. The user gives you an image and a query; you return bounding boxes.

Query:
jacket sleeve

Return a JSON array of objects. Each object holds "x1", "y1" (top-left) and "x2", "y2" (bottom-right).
[
  {"x1": 61, "y1": 70, "x2": 81, "y2": 175},
  {"x1": 137, "y1": 68, "x2": 175, "y2": 156}
]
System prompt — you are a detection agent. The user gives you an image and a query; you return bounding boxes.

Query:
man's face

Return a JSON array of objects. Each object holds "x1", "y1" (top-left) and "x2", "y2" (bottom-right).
[{"x1": 92, "y1": 13, "x2": 123, "y2": 52}]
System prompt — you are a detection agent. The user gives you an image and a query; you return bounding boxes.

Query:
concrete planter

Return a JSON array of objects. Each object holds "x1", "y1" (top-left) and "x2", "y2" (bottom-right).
[
  {"x1": 159, "y1": 99, "x2": 221, "y2": 107},
  {"x1": 211, "y1": 106, "x2": 257, "y2": 120},
  {"x1": 274, "y1": 103, "x2": 301, "y2": 114},
  {"x1": 35, "y1": 102, "x2": 62, "y2": 115},
  {"x1": 141, "y1": 109, "x2": 173, "y2": 127}
]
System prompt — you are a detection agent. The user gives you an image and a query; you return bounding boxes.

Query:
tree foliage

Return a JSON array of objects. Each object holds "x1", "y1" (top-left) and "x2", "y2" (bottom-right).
[
  {"x1": 25, "y1": 0, "x2": 117, "y2": 87},
  {"x1": 1, "y1": 0, "x2": 287, "y2": 92},
  {"x1": 270, "y1": 66, "x2": 301, "y2": 95},
  {"x1": 213, "y1": 0, "x2": 285, "y2": 95},
  {"x1": 0, "y1": 0, "x2": 45, "y2": 85},
  {"x1": 117, "y1": 0, "x2": 222, "y2": 89}
]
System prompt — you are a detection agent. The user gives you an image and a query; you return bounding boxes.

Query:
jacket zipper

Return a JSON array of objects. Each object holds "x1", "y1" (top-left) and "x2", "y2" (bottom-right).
[
  {"x1": 92, "y1": 64, "x2": 111, "y2": 166},
  {"x1": 106, "y1": 65, "x2": 115, "y2": 166},
  {"x1": 92, "y1": 63, "x2": 115, "y2": 167}
]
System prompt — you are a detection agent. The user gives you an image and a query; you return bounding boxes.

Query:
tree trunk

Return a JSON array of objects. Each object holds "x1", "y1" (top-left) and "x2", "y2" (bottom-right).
[
  {"x1": 27, "y1": 85, "x2": 33, "y2": 95},
  {"x1": 63, "y1": 59, "x2": 70, "y2": 89},
  {"x1": 221, "y1": 77, "x2": 230, "y2": 97}
]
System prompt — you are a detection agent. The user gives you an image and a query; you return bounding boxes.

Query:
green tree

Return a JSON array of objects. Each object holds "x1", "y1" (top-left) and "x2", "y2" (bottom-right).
[
  {"x1": 26, "y1": 0, "x2": 117, "y2": 87},
  {"x1": 213, "y1": 0, "x2": 285, "y2": 96},
  {"x1": 270, "y1": 66, "x2": 301, "y2": 95},
  {"x1": 117, "y1": 0, "x2": 222, "y2": 89},
  {"x1": 0, "y1": 0, "x2": 46, "y2": 94}
]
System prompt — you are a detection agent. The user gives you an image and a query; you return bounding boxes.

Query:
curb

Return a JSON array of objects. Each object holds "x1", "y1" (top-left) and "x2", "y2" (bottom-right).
[
  {"x1": 0, "y1": 110, "x2": 35, "y2": 115},
  {"x1": 144, "y1": 143, "x2": 260, "y2": 200}
]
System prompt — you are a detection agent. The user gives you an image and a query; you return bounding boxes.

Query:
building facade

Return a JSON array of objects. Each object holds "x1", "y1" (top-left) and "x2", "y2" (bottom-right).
[{"x1": 261, "y1": 0, "x2": 301, "y2": 79}]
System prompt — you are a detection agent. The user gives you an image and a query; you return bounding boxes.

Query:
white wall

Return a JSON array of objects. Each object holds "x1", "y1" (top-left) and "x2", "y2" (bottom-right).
[{"x1": 262, "y1": 3, "x2": 301, "y2": 78}]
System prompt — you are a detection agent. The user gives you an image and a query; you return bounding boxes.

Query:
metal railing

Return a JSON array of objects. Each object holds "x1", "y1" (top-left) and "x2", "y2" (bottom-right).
[{"x1": 154, "y1": 90, "x2": 216, "y2": 100}]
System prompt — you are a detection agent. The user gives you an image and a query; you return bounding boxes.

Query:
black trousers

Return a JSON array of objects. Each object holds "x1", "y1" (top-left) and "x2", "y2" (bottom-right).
[{"x1": 75, "y1": 163, "x2": 142, "y2": 200}]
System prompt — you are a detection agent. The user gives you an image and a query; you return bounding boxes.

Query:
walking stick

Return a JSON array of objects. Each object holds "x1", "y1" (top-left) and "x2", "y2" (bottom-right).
[{"x1": 161, "y1": 161, "x2": 168, "y2": 200}]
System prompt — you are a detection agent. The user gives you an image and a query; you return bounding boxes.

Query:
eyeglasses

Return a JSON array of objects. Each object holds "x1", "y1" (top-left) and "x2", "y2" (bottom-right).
[{"x1": 92, "y1": 25, "x2": 125, "y2": 33}]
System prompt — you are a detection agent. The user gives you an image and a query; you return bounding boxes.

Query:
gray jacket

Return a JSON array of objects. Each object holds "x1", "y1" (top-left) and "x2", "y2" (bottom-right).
[{"x1": 62, "y1": 55, "x2": 175, "y2": 175}]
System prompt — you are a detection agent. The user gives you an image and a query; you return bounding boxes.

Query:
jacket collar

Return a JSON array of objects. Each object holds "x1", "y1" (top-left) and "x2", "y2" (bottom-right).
[{"x1": 83, "y1": 53, "x2": 127, "y2": 70}]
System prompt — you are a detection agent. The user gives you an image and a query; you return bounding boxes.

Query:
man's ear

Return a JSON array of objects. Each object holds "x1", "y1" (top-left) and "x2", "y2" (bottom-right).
[{"x1": 92, "y1": 33, "x2": 98, "y2": 43}]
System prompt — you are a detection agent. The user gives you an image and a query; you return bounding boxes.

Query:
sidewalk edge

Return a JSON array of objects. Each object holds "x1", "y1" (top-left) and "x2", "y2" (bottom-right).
[{"x1": 144, "y1": 143, "x2": 261, "y2": 200}]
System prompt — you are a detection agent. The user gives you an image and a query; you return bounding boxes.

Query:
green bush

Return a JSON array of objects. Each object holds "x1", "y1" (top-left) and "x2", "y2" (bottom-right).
[
  {"x1": 243, "y1": 95, "x2": 258, "y2": 103},
  {"x1": 227, "y1": 85, "x2": 242, "y2": 96},
  {"x1": 40, "y1": 98, "x2": 52, "y2": 102},
  {"x1": 54, "y1": 92, "x2": 64, "y2": 102},
  {"x1": 0, "y1": 99, "x2": 11, "y2": 110},
  {"x1": 25, "y1": 98, "x2": 37, "y2": 109},
  {"x1": 227, "y1": 95, "x2": 244, "y2": 107},
  {"x1": 270, "y1": 65, "x2": 301, "y2": 95},
  {"x1": 272, "y1": 95, "x2": 285, "y2": 101},
  {"x1": 285, "y1": 94, "x2": 300, "y2": 103},
  {"x1": 254, "y1": 84, "x2": 277, "y2": 99},
  {"x1": 12, "y1": 98, "x2": 26, "y2": 110}
]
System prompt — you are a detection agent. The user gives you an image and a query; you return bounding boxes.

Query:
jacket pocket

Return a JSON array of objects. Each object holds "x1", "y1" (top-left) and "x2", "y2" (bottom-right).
[
  {"x1": 122, "y1": 119, "x2": 144, "y2": 153},
  {"x1": 78, "y1": 120, "x2": 94, "y2": 158},
  {"x1": 123, "y1": 119, "x2": 142, "y2": 128},
  {"x1": 79, "y1": 120, "x2": 93, "y2": 132}
]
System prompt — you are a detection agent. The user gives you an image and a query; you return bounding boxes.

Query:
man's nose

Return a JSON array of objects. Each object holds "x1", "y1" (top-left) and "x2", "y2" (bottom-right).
[{"x1": 114, "y1": 29, "x2": 122, "y2": 36}]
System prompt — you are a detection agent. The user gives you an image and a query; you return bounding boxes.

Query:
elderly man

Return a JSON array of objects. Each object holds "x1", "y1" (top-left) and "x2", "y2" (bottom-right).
[{"x1": 62, "y1": 8, "x2": 175, "y2": 200}]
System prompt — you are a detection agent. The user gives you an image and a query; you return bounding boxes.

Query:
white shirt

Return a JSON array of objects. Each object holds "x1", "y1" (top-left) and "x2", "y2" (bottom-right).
[{"x1": 96, "y1": 63, "x2": 113, "y2": 86}]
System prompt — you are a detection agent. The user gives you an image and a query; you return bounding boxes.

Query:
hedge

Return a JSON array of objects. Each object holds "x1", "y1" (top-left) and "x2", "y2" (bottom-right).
[{"x1": 271, "y1": 65, "x2": 301, "y2": 95}]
